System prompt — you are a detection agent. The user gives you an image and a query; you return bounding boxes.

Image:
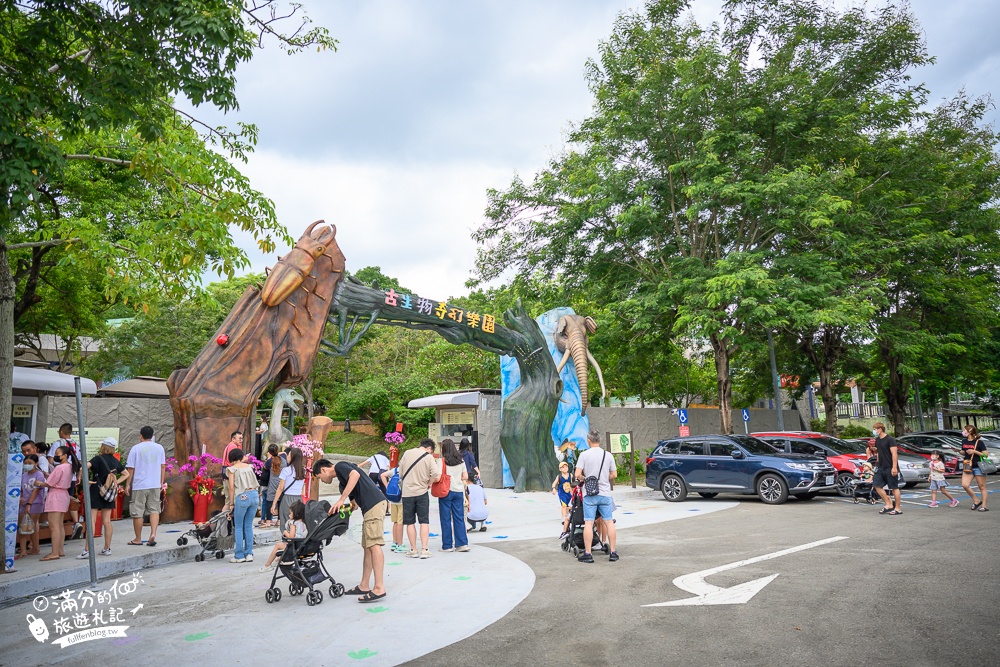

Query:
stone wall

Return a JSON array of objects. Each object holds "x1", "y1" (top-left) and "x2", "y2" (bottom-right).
[{"x1": 475, "y1": 405, "x2": 803, "y2": 488}]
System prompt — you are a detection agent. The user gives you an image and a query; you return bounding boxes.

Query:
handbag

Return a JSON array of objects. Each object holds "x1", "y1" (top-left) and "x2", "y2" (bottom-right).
[
  {"x1": 386, "y1": 452, "x2": 429, "y2": 503},
  {"x1": 431, "y1": 459, "x2": 451, "y2": 498},
  {"x1": 584, "y1": 451, "x2": 608, "y2": 496}
]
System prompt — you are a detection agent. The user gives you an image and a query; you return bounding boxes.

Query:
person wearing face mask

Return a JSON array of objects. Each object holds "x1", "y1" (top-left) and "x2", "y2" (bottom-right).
[
  {"x1": 871, "y1": 422, "x2": 902, "y2": 515},
  {"x1": 960, "y1": 425, "x2": 989, "y2": 512},
  {"x1": 17, "y1": 454, "x2": 45, "y2": 558},
  {"x1": 38, "y1": 445, "x2": 81, "y2": 560}
]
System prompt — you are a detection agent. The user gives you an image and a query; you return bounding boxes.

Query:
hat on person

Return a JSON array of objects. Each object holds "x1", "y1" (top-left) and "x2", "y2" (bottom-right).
[{"x1": 100, "y1": 436, "x2": 118, "y2": 449}]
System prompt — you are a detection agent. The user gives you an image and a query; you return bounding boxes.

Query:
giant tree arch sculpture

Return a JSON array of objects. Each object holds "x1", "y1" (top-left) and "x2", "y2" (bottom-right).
[{"x1": 167, "y1": 221, "x2": 604, "y2": 502}]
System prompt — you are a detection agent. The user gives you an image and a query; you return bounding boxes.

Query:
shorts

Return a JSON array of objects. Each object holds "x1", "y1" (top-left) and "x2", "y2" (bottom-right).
[
  {"x1": 129, "y1": 487, "x2": 162, "y2": 516},
  {"x1": 929, "y1": 479, "x2": 949, "y2": 490},
  {"x1": 582, "y1": 494, "x2": 614, "y2": 521},
  {"x1": 402, "y1": 493, "x2": 430, "y2": 525},
  {"x1": 361, "y1": 501, "x2": 387, "y2": 548},
  {"x1": 389, "y1": 501, "x2": 403, "y2": 524},
  {"x1": 559, "y1": 499, "x2": 570, "y2": 508},
  {"x1": 872, "y1": 468, "x2": 899, "y2": 491}
]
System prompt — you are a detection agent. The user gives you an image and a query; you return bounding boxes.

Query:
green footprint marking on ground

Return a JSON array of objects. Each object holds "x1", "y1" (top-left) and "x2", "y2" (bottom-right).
[
  {"x1": 366, "y1": 606, "x2": 389, "y2": 614},
  {"x1": 453, "y1": 575, "x2": 472, "y2": 581},
  {"x1": 348, "y1": 649, "x2": 378, "y2": 660},
  {"x1": 387, "y1": 561, "x2": 402, "y2": 566},
  {"x1": 184, "y1": 632, "x2": 212, "y2": 641}
]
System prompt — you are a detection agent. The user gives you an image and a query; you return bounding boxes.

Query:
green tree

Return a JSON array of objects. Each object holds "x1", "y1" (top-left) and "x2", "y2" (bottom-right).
[
  {"x1": 0, "y1": 1, "x2": 334, "y2": 568},
  {"x1": 473, "y1": 0, "x2": 929, "y2": 433}
]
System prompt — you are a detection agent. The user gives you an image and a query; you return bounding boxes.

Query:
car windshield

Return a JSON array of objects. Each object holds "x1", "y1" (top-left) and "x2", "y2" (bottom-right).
[
  {"x1": 811, "y1": 436, "x2": 866, "y2": 454},
  {"x1": 729, "y1": 435, "x2": 777, "y2": 455}
]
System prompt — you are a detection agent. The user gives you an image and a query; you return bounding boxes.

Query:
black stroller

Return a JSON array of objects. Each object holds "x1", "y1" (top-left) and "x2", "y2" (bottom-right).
[
  {"x1": 264, "y1": 500, "x2": 350, "y2": 606},
  {"x1": 176, "y1": 510, "x2": 232, "y2": 561},
  {"x1": 560, "y1": 485, "x2": 609, "y2": 557}
]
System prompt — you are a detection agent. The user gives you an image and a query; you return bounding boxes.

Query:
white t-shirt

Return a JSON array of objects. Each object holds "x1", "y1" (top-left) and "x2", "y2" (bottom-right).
[
  {"x1": 575, "y1": 446, "x2": 616, "y2": 497},
  {"x1": 126, "y1": 439, "x2": 166, "y2": 491},
  {"x1": 466, "y1": 483, "x2": 488, "y2": 521},
  {"x1": 278, "y1": 466, "x2": 304, "y2": 496},
  {"x1": 48, "y1": 438, "x2": 81, "y2": 481},
  {"x1": 257, "y1": 420, "x2": 269, "y2": 434},
  {"x1": 364, "y1": 454, "x2": 390, "y2": 474}
]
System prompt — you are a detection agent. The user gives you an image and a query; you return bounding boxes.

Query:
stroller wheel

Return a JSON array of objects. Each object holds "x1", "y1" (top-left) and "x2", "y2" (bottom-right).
[
  {"x1": 194, "y1": 553, "x2": 204, "y2": 562},
  {"x1": 560, "y1": 541, "x2": 569, "y2": 552},
  {"x1": 272, "y1": 588, "x2": 281, "y2": 602},
  {"x1": 330, "y1": 583, "x2": 345, "y2": 598},
  {"x1": 306, "y1": 590, "x2": 323, "y2": 606},
  {"x1": 289, "y1": 583, "x2": 302, "y2": 596},
  {"x1": 572, "y1": 546, "x2": 578, "y2": 557},
  {"x1": 177, "y1": 537, "x2": 187, "y2": 546},
  {"x1": 215, "y1": 550, "x2": 225, "y2": 559},
  {"x1": 265, "y1": 589, "x2": 275, "y2": 604},
  {"x1": 602, "y1": 544, "x2": 610, "y2": 555}
]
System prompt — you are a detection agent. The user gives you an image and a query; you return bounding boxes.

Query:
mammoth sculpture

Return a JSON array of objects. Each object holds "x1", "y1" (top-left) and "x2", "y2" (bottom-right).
[{"x1": 554, "y1": 314, "x2": 607, "y2": 416}]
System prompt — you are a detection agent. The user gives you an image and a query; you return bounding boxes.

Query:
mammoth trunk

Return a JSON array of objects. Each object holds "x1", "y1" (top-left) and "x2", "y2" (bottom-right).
[{"x1": 569, "y1": 335, "x2": 590, "y2": 415}]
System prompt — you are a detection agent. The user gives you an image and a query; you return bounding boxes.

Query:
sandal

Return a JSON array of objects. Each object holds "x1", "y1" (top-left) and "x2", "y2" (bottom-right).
[
  {"x1": 878, "y1": 507, "x2": 894, "y2": 514},
  {"x1": 127, "y1": 540, "x2": 144, "y2": 546},
  {"x1": 40, "y1": 554, "x2": 61, "y2": 561},
  {"x1": 358, "y1": 591, "x2": 386, "y2": 603},
  {"x1": 971, "y1": 502, "x2": 982, "y2": 511},
  {"x1": 146, "y1": 538, "x2": 157, "y2": 547},
  {"x1": 887, "y1": 509, "x2": 902, "y2": 515},
  {"x1": 344, "y1": 585, "x2": 366, "y2": 596},
  {"x1": 977, "y1": 506, "x2": 989, "y2": 512}
]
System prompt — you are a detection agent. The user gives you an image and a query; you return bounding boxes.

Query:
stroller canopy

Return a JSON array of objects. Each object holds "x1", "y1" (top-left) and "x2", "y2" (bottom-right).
[{"x1": 303, "y1": 500, "x2": 350, "y2": 545}]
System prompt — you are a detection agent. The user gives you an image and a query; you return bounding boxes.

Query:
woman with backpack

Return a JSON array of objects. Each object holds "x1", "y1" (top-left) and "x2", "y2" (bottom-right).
[{"x1": 77, "y1": 437, "x2": 130, "y2": 559}]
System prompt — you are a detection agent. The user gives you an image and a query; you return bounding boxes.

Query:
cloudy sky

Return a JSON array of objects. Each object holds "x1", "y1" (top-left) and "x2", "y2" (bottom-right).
[{"x1": 194, "y1": 0, "x2": 999, "y2": 300}]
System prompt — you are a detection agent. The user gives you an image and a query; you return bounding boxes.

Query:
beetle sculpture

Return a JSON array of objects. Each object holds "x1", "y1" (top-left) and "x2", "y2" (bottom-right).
[{"x1": 164, "y1": 221, "x2": 344, "y2": 521}]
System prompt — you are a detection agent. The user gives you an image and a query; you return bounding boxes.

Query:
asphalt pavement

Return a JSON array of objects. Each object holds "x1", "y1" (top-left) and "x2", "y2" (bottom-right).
[{"x1": 410, "y1": 481, "x2": 1000, "y2": 667}]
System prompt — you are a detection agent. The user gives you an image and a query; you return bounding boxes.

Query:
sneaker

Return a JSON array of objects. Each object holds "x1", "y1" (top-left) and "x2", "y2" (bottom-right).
[
  {"x1": 245, "y1": 555, "x2": 253, "y2": 562},
  {"x1": 609, "y1": 551, "x2": 619, "y2": 562},
  {"x1": 440, "y1": 547, "x2": 455, "y2": 553},
  {"x1": 76, "y1": 551, "x2": 89, "y2": 560},
  {"x1": 927, "y1": 502, "x2": 939, "y2": 508},
  {"x1": 479, "y1": 526, "x2": 487, "y2": 532},
  {"x1": 405, "y1": 550, "x2": 420, "y2": 558},
  {"x1": 100, "y1": 548, "x2": 112, "y2": 556},
  {"x1": 577, "y1": 552, "x2": 594, "y2": 563},
  {"x1": 230, "y1": 557, "x2": 246, "y2": 563},
  {"x1": 419, "y1": 550, "x2": 432, "y2": 559},
  {"x1": 71, "y1": 523, "x2": 84, "y2": 540},
  {"x1": 456, "y1": 545, "x2": 470, "y2": 552},
  {"x1": 950, "y1": 499, "x2": 960, "y2": 508},
  {"x1": 389, "y1": 543, "x2": 404, "y2": 553},
  {"x1": 258, "y1": 564, "x2": 275, "y2": 573},
  {"x1": 559, "y1": 531, "x2": 570, "y2": 541}
]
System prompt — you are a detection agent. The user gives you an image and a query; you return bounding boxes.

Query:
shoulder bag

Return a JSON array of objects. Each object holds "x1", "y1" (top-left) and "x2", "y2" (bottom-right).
[
  {"x1": 584, "y1": 451, "x2": 607, "y2": 496},
  {"x1": 431, "y1": 459, "x2": 451, "y2": 498}
]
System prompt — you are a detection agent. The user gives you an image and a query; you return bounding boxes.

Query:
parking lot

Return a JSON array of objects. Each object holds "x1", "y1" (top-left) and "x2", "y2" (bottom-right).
[{"x1": 412, "y1": 478, "x2": 999, "y2": 667}]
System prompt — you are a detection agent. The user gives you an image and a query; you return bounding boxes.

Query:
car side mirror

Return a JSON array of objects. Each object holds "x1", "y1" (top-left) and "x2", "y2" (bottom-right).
[{"x1": 731, "y1": 450, "x2": 744, "y2": 459}]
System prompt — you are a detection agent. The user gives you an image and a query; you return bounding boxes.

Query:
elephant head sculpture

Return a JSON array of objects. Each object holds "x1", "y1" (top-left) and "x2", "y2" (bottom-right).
[{"x1": 554, "y1": 314, "x2": 607, "y2": 416}]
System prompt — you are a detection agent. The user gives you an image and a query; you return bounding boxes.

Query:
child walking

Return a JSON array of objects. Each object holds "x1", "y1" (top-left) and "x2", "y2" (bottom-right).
[
  {"x1": 380, "y1": 466, "x2": 406, "y2": 553},
  {"x1": 258, "y1": 501, "x2": 307, "y2": 572},
  {"x1": 928, "y1": 451, "x2": 958, "y2": 508},
  {"x1": 551, "y1": 461, "x2": 573, "y2": 523}
]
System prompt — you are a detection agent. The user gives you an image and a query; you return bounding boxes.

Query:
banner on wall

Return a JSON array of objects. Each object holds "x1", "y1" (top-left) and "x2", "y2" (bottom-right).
[{"x1": 5, "y1": 448, "x2": 24, "y2": 571}]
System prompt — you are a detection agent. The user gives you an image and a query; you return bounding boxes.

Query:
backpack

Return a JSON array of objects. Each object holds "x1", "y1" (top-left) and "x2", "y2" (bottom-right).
[
  {"x1": 98, "y1": 459, "x2": 119, "y2": 502},
  {"x1": 431, "y1": 459, "x2": 451, "y2": 498},
  {"x1": 386, "y1": 451, "x2": 429, "y2": 503},
  {"x1": 583, "y1": 450, "x2": 608, "y2": 496}
]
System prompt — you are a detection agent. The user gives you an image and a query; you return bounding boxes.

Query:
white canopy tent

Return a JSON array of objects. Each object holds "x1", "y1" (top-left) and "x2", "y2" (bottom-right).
[{"x1": 12, "y1": 366, "x2": 97, "y2": 395}]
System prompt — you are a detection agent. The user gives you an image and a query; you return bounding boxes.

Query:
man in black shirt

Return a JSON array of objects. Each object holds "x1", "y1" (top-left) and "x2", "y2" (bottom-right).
[
  {"x1": 312, "y1": 459, "x2": 388, "y2": 602},
  {"x1": 872, "y1": 422, "x2": 902, "y2": 515}
]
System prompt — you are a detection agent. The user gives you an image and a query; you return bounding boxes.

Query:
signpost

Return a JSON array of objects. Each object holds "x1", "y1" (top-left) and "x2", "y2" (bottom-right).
[
  {"x1": 742, "y1": 408, "x2": 751, "y2": 434},
  {"x1": 937, "y1": 412, "x2": 944, "y2": 430},
  {"x1": 607, "y1": 432, "x2": 635, "y2": 488},
  {"x1": 677, "y1": 409, "x2": 690, "y2": 437}
]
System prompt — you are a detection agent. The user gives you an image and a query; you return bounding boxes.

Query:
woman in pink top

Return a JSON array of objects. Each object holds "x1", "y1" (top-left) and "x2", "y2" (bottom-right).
[{"x1": 39, "y1": 445, "x2": 81, "y2": 561}]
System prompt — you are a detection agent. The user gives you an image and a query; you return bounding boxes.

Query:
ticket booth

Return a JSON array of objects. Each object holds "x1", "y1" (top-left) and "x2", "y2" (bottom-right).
[{"x1": 408, "y1": 389, "x2": 499, "y2": 461}]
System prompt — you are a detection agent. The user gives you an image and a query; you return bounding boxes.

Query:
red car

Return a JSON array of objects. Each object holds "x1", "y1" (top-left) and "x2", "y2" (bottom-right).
[
  {"x1": 753, "y1": 431, "x2": 868, "y2": 497},
  {"x1": 845, "y1": 437, "x2": 961, "y2": 476}
]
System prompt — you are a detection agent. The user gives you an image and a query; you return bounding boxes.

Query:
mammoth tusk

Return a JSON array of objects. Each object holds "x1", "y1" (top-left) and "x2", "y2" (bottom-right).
[
  {"x1": 587, "y1": 349, "x2": 607, "y2": 400},
  {"x1": 555, "y1": 348, "x2": 571, "y2": 374}
]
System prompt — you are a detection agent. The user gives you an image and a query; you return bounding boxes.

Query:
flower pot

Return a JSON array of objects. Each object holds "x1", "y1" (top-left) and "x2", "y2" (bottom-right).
[{"x1": 192, "y1": 493, "x2": 211, "y2": 523}]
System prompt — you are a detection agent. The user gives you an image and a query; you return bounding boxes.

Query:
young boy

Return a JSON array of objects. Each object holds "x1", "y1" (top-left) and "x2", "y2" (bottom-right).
[
  {"x1": 551, "y1": 461, "x2": 573, "y2": 523},
  {"x1": 380, "y1": 466, "x2": 406, "y2": 552}
]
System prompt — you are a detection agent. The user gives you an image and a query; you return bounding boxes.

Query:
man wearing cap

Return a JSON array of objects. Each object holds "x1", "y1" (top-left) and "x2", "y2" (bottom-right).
[{"x1": 77, "y1": 437, "x2": 130, "y2": 559}]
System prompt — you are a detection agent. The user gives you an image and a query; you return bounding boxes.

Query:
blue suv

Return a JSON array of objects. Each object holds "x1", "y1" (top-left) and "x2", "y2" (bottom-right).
[{"x1": 645, "y1": 434, "x2": 837, "y2": 505}]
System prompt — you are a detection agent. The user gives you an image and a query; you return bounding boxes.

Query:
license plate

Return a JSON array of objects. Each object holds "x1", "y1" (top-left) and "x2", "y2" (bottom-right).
[{"x1": 825, "y1": 475, "x2": 834, "y2": 485}]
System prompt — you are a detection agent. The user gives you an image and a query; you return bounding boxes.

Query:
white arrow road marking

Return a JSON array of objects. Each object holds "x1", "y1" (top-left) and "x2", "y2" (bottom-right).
[{"x1": 644, "y1": 535, "x2": 849, "y2": 607}]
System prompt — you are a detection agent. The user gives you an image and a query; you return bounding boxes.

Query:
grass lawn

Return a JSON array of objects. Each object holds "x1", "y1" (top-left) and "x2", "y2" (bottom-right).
[{"x1": 323, "y1": 431, "x2": 422, "y2": 458}]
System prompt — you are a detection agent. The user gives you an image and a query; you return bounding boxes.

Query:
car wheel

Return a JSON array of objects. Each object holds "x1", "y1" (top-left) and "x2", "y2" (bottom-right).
[
  {"x1": 697, "y1": 492, "x2": 718, "y2": 499},
  {"x1": 835, "y1": 472, "x2": 856, "y2": 497},
  {"x1": 756, "y1": 474, "x2": 788, "y2": 505},
  {"x1": 660, "y1": 474, "x2": 687, "y2": 502}
]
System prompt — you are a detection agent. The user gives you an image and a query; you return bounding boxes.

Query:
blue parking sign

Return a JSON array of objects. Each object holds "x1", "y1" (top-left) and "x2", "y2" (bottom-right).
[
  {"x1": 678, "y1": 409, "x2": 688, "y2": 425},
  {"x1": 742, "y1": 408, "x2": 751, "y2": 422}
]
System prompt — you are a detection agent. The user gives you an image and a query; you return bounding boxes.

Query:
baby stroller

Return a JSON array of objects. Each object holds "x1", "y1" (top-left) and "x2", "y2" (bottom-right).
[
  {"x1": 560, "y1": 484, "x2": 609, "y2": 557},
  {"x1": 851, "y1": 461, "x2": 878, "y2": 505},
  {"x1": 176, "y1": 510, "x2": 233, "y2": 561},
  {"x1": 264, "y1": 500, "x2": 350, "y2": 606}
]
